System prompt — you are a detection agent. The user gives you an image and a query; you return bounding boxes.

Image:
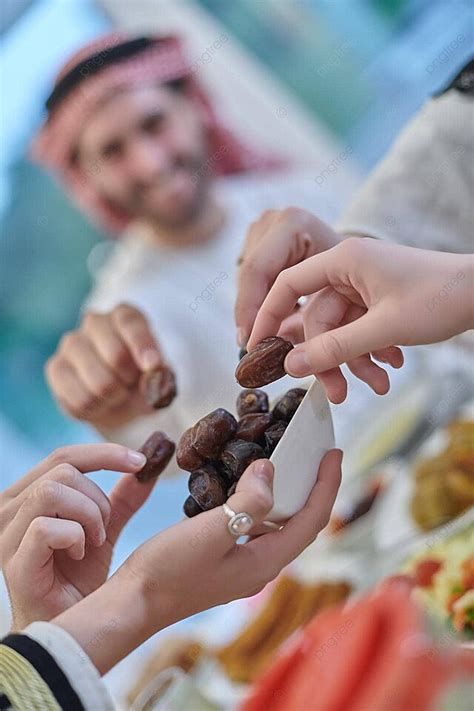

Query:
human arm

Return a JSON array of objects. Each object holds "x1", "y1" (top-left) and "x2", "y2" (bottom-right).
[
  {"x1": 52, "y1": 450, "x2": 342, "y2": 675},
  {"x1": 0, "y1": 443, "x2": 160, "y2": 630}
]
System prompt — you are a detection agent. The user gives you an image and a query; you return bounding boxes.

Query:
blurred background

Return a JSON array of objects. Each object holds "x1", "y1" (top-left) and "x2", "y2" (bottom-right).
[
  {"x1": 1, "y1": 0, "x2": 472, "y2": 474},
  {"x1": 1, "y1": 1, "x2": 473, "y2": 706}
]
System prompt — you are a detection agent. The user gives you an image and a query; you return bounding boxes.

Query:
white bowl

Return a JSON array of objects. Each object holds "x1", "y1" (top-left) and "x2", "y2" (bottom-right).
[{"x1": 268, "y1": 378, "x2": 335, "y2": 522}]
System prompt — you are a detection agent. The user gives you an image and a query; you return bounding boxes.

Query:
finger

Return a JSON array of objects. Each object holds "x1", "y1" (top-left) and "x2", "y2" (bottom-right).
[
  {"x1": 11, "y1": 464, "x2": 112, "y2": 529},
  {"x1": 285, "y1": 310, "x2": 391, "y2": 377},
  {"x1": 372, "y1": 346, "x2": 404, "y2": 369},
  {"x1": 235, "y1": 225, "x2": 313, "y2": 348},
  {"x1": 4, "y1": 483, "x2": 107, "y2": 556},
  {"x1": 111, "y1": 304, "x2": 162, "y2": 371},
  {"x1": 106, "y1": 472, "x2": 159, "y2": 546},
  {"x1": 300, "y1": 289, "x2": 348, "y2": 403},
  {"x1": 317, "y1": 368, "x2": 348, "y2": 404},
  {"x1": 245, "y1": 449, "x2": 342, "y2": 569},
  {"x1": 14, "y1": 517, "x2": 86, "y2": 572},
  {"x1": 248, "y1": 252, "x2": 333, "y2": 350},
  {"x1": 46, "y1": 358, "x2": 97, "y2": 419},
  {"x1": 184, "y1": 459, "x2": 275, "y2": 556},
  {"x1": 347, "y1": 354, "x2": 390, "y2": 395},
  {"x1": 278, "y1": 312, "x2": 305, "y2": 345},
  {"x1": 82, "y1": 312, "x2": 140, "y2": 386},
  {"x1": 60, "y1": 332, "x2": 129, "y2": 407},
  {"x1": 336, "y1": 304, "x2": 390, "y2": 395},
  {"x1": 6, "y1": 443, "x2": 146, "y2": 499}
]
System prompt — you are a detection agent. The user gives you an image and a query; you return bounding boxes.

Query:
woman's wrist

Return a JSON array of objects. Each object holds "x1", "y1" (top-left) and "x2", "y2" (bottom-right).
[{"x1": 51, "y1": 572, "x2": 160, "y2": 676}]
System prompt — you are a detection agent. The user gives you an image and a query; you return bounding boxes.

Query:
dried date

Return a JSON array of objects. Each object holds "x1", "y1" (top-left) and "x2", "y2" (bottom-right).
[
  {"x1": 264, "y1": 421, "x2": 287, "y2": 457},
  {"x1": 272, "y1": 388, "x2": 307, "y2": 422},
  {"x1": 235, "y1": 337, "x2": 294, "y2": 388},
  {"x1": 191, "y1": 408, "x2": 237, "y2": 459},
  {"x1": 140, "y1": 366, "x2": 177, "y2": 409},
  {"x1": 236, "y1": 389, "x2": 269, "y2": 417},
  {"x1": 236, "y1": 413, "x2": 273, "y2": 443},
  {"x1": 188, "y1": 463, "x2": 228, "y2": 510},
  {"x1": 176, "y1": 427, "x2": 203, "y2": 471},
  {"x1": 183, "y1": 495, "x2": 204, "y2": 518},
  {"x1": 221, "y1": 439, "x2": 265, "y2": 481},
  {"x1": 136, "y1": 431, "x2": 176, "y2": 482}
]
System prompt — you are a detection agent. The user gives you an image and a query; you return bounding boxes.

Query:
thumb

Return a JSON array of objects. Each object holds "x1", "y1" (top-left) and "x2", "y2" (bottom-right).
[
  {"x1": 107, "y1": 472, "x2": 159, "y2": 545},
  {"x1": 191, "y1": 459, "x2": 274, "y2": 556},
  {"x1": 285, "y1": 311, "x2": 391, "y2": 376}
]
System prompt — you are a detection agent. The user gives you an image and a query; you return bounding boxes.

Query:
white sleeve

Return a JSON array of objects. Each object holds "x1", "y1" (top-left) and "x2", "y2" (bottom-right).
[
  {"x1": 336, "y1": 90, "x2": 474, "y2": 252},
  {"x1": 24, "y1": 621, "x2": 116, "y2": 711}
]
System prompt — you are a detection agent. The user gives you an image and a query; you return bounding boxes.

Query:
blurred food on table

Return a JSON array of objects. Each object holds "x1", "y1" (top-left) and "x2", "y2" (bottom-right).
[
  {"x1": 216, "y1": 575, "x2": 351, "y2": 683},
  {"x1": 410, "y1": 420, "x2": 474, "y2": 531},
  {"x1": 397, "y1": 526, "x2": 474, "y2": 638}
]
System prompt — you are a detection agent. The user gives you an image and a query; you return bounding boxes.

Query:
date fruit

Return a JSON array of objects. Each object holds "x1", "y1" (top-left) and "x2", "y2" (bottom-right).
[
  {"x1": 188, "y1": 463, "x2": 228, "y2": 511},
  {"x1": 192, "y1": 408, "x2": 238, "y2": 459},
  {"x1": 140, "y1": 365, "x2": 177, "y2": 409},
  {"x1": 221, "y1": 439, "x2": 265, "y2": 481},
  {"x1": 272, "y1": 388, "x2": 307, "y2": 422},
  {"x1": 264, "y1": 421, "x2": 287, "y2": 457},
  {"x1": 236, "y1": 389, "x2": 269, "y2": 418},
  {"x1": 183, "y1": 495, "x2": 204, "y2": 518},
  {"x1": 136, "y1": 431, "x2": 176, "y2": 482},
  {"x1": 176, "y1": 427, "x2": 204, "y2": 471},
  {"x1": 235, "y1": 337, "x2": 294, "y2": 388},
  {"x1": 236, "y1": 413, "x2": 273, "y2": 443}
]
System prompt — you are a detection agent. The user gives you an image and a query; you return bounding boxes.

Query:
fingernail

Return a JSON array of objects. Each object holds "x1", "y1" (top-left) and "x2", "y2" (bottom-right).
[
  {"x1": 254, "y1": 459, "x2": 274, "y2": 484},
  {"x1": 142, "y1": 348, "x2": 160, "y2": 371},
  {"x1": 96, "y1": 528, "x2": 106, "y2": 546},
  {"x1": 237, "y1": 328, "x2": 247, "y2": 348},
  {"x1": 128, "y1": 450, "x2": 147, "y2": 468},
  {"x1": 285, "y1": 348, "x2": 311, "y2": 377}
]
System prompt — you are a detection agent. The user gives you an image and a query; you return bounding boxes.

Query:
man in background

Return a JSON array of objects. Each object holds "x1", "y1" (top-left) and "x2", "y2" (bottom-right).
[{"x1": 35, "y1": 33, "x2": 356, "y2": 449}]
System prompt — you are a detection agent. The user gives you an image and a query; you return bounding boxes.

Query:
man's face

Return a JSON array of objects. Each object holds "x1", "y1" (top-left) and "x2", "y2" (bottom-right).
[{"x1": 77, "y1": 84, "x2": 211, "y2": 227}]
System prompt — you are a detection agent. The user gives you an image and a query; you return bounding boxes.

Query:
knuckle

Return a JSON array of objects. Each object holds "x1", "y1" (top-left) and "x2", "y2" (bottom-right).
[
  {"x1": 94, "y1": 378, "x2": 118, "y2": 401},
  {"x1": 114, "y1": 303, "x2": 141, "y2": 325},
  {"x1": 252, "y1": 488, "x2": 273, "y2": 514},
  {"x1": 60, "y1": 331, "x2": 81, "y2": 353},
  {"x1": 82, "y1": 311, "x2": 100, "y2": 328},
  {"x1": 30, "y1": 516, "x2": 52, "y2": 539},
  {"x1": 282, "y1": 206, "x2": 301, "y2": 222},
  {"x1": 108, "y1": 345, "x2": 131, "y2": 371},
  {"x1": 320, "y1": 331, "x2": 346, "y2": 365},
  {"x1": 341, "y1": 236, "x2": 365, "y2": 259},
  {"x1": 51, "y1": 463, "x2": 78, "y2": 486},
  {"x1": 48, "y1": 446, "x2": 73, "y2": 467},
  {"x1": 34, "y1": 480, "x2": 62, "y2": 507}
]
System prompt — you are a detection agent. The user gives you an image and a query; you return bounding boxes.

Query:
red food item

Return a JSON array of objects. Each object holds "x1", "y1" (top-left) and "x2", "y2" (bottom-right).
[
  {"x1": 413, "y1": 559, "x2": 443, "y2": 588},
  {"x1": 239, "y1": 583, "x2": 473, "y2": 711}
]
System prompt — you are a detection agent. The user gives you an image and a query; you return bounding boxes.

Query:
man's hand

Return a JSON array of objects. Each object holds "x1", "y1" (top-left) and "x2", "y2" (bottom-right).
[
  {"x1": 0, "y1": 443, "x2": 156, "y2": 630},
  {"x1": 46, "y1": 303, "x2": 164, "y2": 431},
  {"x1": 235, "y1": 208, "x2": 341, "y2": 348}
]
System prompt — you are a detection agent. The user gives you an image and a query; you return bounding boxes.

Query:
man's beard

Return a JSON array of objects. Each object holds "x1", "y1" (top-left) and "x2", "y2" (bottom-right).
[{"x1": 108, "y1": 152, "x2": 212, "y2": 229}]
